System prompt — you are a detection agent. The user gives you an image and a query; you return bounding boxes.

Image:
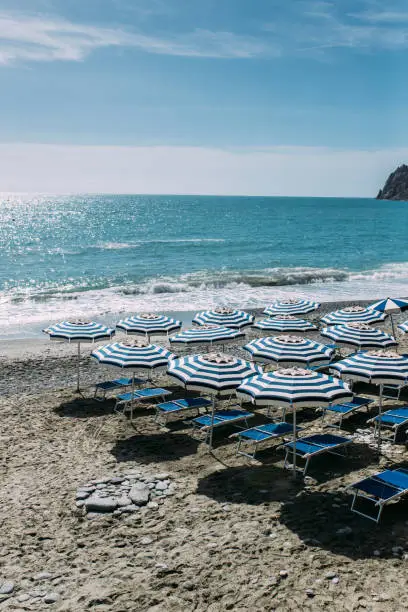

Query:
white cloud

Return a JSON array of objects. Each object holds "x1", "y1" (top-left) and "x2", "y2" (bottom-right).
[
  {"x1": 0, "y1": 12, "x2": 269, "y2": 64},
  {"x1": 0, "y1": 143, "x2": 404, "y2": 197}
]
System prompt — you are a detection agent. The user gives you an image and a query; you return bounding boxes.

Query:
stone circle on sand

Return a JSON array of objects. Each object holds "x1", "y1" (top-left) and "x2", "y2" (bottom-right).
[{"x1": 75, "y1": 471, "x2": 176, "y2": 517}]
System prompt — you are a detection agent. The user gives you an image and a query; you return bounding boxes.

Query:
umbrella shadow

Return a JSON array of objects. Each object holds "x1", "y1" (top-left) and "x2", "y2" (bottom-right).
[
  {"x1": 280, "y1": 488, "x2": 408, "y2": 559},
  {"x1": 111, "y1": 431, "x2": 200, "y2": 464},
  {"x1": 55, "y1": 397, "x2": 116, "y2": 418},
  {"x1": 197, "y1": 464, "x2": 302, "y2": 505}
]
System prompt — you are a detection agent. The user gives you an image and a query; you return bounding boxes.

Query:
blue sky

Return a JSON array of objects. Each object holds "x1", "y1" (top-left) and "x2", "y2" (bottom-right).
[{"x1": 1, "y1": 0, "x2": 408, "y2": 194}]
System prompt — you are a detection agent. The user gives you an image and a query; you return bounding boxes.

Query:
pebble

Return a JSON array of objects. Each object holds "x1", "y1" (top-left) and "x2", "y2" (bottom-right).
[
  {"x1": 305, "y1": 589, "x2": 315, "y2": 598},
  {"x1": 34, "y1": 572, "x2": 53, "y2": 581},
  {"x1": 155, "y1": 481, "x2": 168, "y2": 491},
  {"x1": 44, "y1": 592, "x2": 60, "y2": 604},
  {"x1": 17, "y1": 594, "x2": 30, "y2": 602},
  {"x1": 373, "y1": 550, "x2": 381, "y2": 557},
  {"x1": 332, "y1": 577, "x2": 340, "y2": 585},
  {"x1": 324, "y1": 571, "x2": 337, "y2": 579},
  {"x1": 141, "y1": 536, "x2": 153, "y2": 545},
  {"x1": 279, "y1": 570, "x2": 288, "y2": 578},
  {"x1": 110, "y1": 477, "x2": 124, "y2": 484},
  {"x1": 121, "y1": 505, "x2": 138, "y2": 513},
  {"x1": 336, "y1": 526, "x2": 353, "y2": 536},
  {"x1": 0, "y1": 582, "x2": 15, "y2": 595},
  {"x1": 147, "y1": 501, "x2": 159, "y2": 510},
  {"x1": 85, "y1": 495, "x2": 118, "y2": 512},
  {"x1": 129, "y1": 483, "x2": 150, "y2": 505},
  {"x1": 154, "y1": 473, "x2": 169, "y2": 480},
  {"x1": 116, "y1": 496, "x2": 132, "y2": 507}
]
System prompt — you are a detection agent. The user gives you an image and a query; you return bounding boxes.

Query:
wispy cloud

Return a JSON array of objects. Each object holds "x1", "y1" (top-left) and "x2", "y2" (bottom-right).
[{"x1": 0, "y1": 12, "x2": 270, "y2": 65}]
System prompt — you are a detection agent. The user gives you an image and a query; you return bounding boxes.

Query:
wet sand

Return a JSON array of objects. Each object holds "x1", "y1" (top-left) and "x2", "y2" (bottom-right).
[{"x1": 1, "y1": 302, "x2": 408, "y2": 611}]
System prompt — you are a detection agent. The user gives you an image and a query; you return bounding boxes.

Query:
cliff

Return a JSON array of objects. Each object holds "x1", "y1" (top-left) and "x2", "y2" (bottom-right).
[{"x1": 376, "y1": 164, "x2": 408, "y2": 200}]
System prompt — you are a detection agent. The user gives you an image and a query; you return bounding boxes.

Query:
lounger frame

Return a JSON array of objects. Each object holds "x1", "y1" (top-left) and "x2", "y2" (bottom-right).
[
  {"x1": 234, "y1": 422, "x2": 302, "y2": 460},
  {"x1": 154, "y1": 397, "x2": 212, "y2": 426},
  {"x1": 283, "y1": 434, "x2": 353, "y2": 475},
  {"x1": 349, "y1": 468, "x2": 408, "y2": 523},
  {"x1": 189, "y1": 408, "x2": 254, "y2": 445},
  {"x1": 115, "y1": 387, "x2": 172, "y2": 421},
  {"x1": 321, "y1": 396, "x2": 373, "y2": 429},
  {"x1": 368, "y1": 407, "x2": 408, "y2": 443}
]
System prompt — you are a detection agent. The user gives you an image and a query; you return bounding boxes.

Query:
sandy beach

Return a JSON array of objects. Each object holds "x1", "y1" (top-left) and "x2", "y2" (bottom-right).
[{"x1": 1, "y1": 301, "x2": 408, "y2": 611}]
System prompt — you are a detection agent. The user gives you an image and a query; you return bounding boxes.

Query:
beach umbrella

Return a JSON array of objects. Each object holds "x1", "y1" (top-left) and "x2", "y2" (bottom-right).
[
  {"x1": 92, "y1": 339, "x2": 175, "y2": 414},
  {"x1": 253, "y1": 315, "x2": 317, "y2": 333},
  {"x1": 236, "y1": 368, "x2": 352, "y2": 475},
  {"x1": 193, "y1": 307, "x2": 254, "y2": 329},
  {"x1": 331, "y1": 350, "x2": 408, "y2": 453},
  {"x1": 116, "y1": 313, "x2": 181, "y2": 341},
  {"x1": 398, "y1": 321, "x2": 408, "y2": 334},
  {"x1": 43, "y1": 320, "x2": 115, "y2": 392},
  {"x1": 321, "y1": 306, "x2": 386, "y2": 326},
  {"x1": 368, "y1": 298, "x2": 408, "y2": 338},
  {"x1": 169, "y1": 324, "x2": 244, "y2": 350},
  {"x1": 167, "y1": 353, "x2": 262, "y2": 449},
  {"x1": 243, "y1": 335, "x2": 334, "y2": 367},
  {"x1": 321, "y1": 322, "x2": 397, "y2": 350},
  {"x1": 264, "y1": 299, "x2": 320, "y2": 316}
]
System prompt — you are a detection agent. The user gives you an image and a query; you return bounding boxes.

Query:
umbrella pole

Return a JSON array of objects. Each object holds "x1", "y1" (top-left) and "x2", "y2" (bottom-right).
[
  {"x1": 76, "y1": 342, "x2": 81, "y2": 393},
  {"x1": 377, "y1": 383, "x2": 383, "y2": 458},
  {"x1": 391, "y1": 315, "x2": 396, "y2": 340},
  {"x1": 209, "y1": 395, "x2": 216, "y2": 451},
  {"x1": 130, "y1": 370, "x2": 136, "y2": 423},
  {"x1": 292, "y1": 401, "x2": 297, "y2": 478}
]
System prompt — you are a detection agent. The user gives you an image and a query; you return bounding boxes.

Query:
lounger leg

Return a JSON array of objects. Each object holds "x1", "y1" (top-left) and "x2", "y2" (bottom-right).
[{"x1": 303, "y1": 457, "x2": 310, "y2": 476}]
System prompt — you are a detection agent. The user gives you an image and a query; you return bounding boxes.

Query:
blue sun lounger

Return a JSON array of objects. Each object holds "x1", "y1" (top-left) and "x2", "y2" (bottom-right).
[
  {"x1": 368, "y1": 407, "x2": 408, "y2": 443},
  {"x1": 190, "y1": 409, "x2": 254, "y2": 444},
  {"x1": 115, "y1": 387, "x2": 172, "y2": 420},
  {"x1": 233, "y1": 422, "x2": 302, "y2": 459},
  {"x1": 321, "y1": 396, "x2": 373, "y2": 429},
  {"x1": 94, "y1": 376, "x2": 147, "y2": 401},
  {"x1": 349, "y1": 468, "x2": 408, "y2": 522},
  {"x1": 155, "y1": 397, "x2": 213, "y2": 425},
  {"x1": 283, "y1": 433, "x2": 353, "y2": 475}
]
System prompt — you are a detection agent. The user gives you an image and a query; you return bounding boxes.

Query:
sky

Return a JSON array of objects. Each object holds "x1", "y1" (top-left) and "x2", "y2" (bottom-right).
[{"x1": 1, "y1": 0, "x2": 408, "y2": 196}]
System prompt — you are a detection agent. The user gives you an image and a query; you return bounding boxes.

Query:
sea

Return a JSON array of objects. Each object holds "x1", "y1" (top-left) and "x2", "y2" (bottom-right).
[{"x1": 1, "y1": 193, "x2": 408, "y2": 338}]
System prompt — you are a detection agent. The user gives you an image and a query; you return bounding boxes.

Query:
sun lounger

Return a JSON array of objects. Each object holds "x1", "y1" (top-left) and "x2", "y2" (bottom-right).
[
  {"x1": 283, "y1": 433, "x2": 353, "y2": 475},
  {"x1": 349, "y1": 468, "x2": 408, "y2": 522},
  {"x1": 233, "y1": 422, "x2": 302, "y2": 459},
  {"x1": 368, "y1": 407, "x2": 408, "y2": 443},
  {"x1": 190, "y1": 408, "x2": 254, "y2": 444},
  {"x1": 382, "y1": 385, "x2": 402, "y2": 400},
  {"x1": 115, "y1": 387, "x2": 172, "y2": 420},
  {"x1": 155, "y1": 397, "x2": 213, "y2": 425},
  {"x1": 94, "y1": 376, "x2": 146, "y2": 401},
  {"x1": 321, "y1": 396, "x2": 373, "y2": 428}
]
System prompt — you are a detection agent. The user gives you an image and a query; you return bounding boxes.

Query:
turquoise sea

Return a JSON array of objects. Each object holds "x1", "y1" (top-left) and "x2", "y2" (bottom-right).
[{"x1": 1, "y1": 194, "x2": 408, "y2": 336}]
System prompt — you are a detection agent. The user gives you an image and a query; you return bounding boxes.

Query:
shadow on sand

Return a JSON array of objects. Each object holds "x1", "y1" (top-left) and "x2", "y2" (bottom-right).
[
  {"x1": 55, "y1": 397, "x2": 116, "y2": 418},
  {"x1": 111, "y1": 431, "x2": 200, "y2": 464}
]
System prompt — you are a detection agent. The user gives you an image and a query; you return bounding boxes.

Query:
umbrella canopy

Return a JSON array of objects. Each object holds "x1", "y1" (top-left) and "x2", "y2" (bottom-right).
[
  {"x1": 237, "y1": 367, "x2": 352, "y2": 475},
  {"x1": 330, "y1": 350, "x2": 408, "y2": 453},
  {"x1": 167, "y1": 352, "x2": 262, "y2": 396},
  {"x1": 92, "y1": 339, "x2": 174, "y2": 370},
  {"x1": 243, "y1": 335, "x2": 334, "y2": 367},
  {"x1": 237, "y1": 367, "x2": 352, "y2": 407},
  {"x1": 330, "y1": 350, "x2": 408, "y2": 386},
  {"x1": 193, "y1": 308, "x2": 254, "y2": 329},
  {"x1": 253, "y1": 315, "x2": 317, "y2": 333},
  {"x1": 116, "y1": 313, "x2": 181, "y2": 338},
  {"x1": 43, "y1": 320, "x2": 115, "y2": 342},
  {"x1": 264, "y1": 299, "x2": 320, "y2": 316},
  {"x1": 321, "y1": 322, "x2": 397, "y2": 349},
  {"x1": 43, "y1": 319, "x2": 115, "y2": 392},
  {"x1": 321, "y1": 306, "x2": 386, "y2": 326},
  {"x1": 398, "y1": 321, "x2": 408, "y2": 333},
  {"x1": 169, "y1": 324, "x2": 244, "y2": 346},
  {"x1": 369, "y1": 298, "x2": 408, "y2": 315}
]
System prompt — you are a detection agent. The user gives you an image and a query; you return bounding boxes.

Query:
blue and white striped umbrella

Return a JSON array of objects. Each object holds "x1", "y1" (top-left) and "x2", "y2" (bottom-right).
[
  {"x1": 193, "y1": 308, "x2": 254, "y2": 329},
  {"x1": 169, "y1": 325, "x2": 244, "y2": 346},
  {"x1": 253, "y1": 315, "x2": 317, "y2": 333},
  {"x1": 243, "y1": 335, "x2": 334, "y2": 367},
  {"x1": 321, "y1": 306, "x2": 386, "y2": 326},
  {"x1": 92, "y1": 339, "x2": 174, "y2": 370},
  {"x1": 237, "y1": 367, "x2": 352, "y2": 474},
  {"x1": 398, "y1": 321, "x2": 408, "y2": 333},
  {"x1": 116, "y1": 313, "x2": 181, "y2": 338},
  {"x1": 264, "y1": 299, "x2": 320, "y2": 316},
  {"x1": 167, "y1": 353, "x2": 262, "y2": 449},
  {"x1": 321, "y1": 323, "x2": 397, "y2": 349},
  {"x1": 369, "y1": 298, "x2": 408, "y2": 314},
  {"x1": 331, "y1": 350, "x2": 408, "y2": 452},
  {"x1": 330, "y1": 350, "x2": 408, "y2": 386},
  {"x1": 43, "y1": 320, "x2": 115, "y2": 343},
  {"x1": 369, "y1": 297, "x2": 408, "y2": 337},
  {"x1": 43, "y1": 320, "x2": 115, "y2": 392}
]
